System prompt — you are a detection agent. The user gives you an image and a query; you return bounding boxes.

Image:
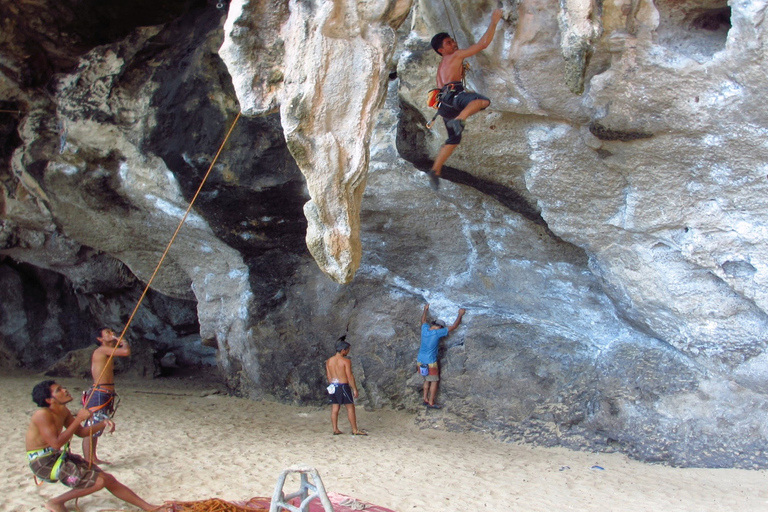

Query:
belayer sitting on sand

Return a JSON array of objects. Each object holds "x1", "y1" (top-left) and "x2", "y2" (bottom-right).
[
  {"x1": 427, "y1": 8, "x2": 504, "y2": 190},
  {"x1": 25, "y1": 380, "x2": 159, "y2": 512}
]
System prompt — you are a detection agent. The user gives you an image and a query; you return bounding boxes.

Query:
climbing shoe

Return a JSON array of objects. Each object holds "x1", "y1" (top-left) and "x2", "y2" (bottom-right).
[
  {"x1": 446, "y1": 118, "x2": 465, "y2": 136},
  {"x1": 427, "y1": 170, "x2": 440, "y2": 191}
]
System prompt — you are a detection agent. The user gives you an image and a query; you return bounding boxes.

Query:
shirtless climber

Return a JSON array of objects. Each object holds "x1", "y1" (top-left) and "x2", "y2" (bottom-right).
[
  {"x1": 427, "y1": 8, "x2": 504, "y2": 190},
  {"x1": 83, "y1": 328, "x2": 130, "y2": 465},
  {"x1": 25, "y1": 380, "x2": 158, "y2": 512}
]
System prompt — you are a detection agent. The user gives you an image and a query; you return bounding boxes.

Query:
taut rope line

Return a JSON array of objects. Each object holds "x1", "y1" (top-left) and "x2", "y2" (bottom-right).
[{"x1": 83, "y1": 112, "x2": 242, "y2": 464}]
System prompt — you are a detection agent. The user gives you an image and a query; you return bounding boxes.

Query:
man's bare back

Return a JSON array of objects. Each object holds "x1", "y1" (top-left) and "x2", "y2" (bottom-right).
[
  {"x1": 326, "y1": 353, "x2": 352, "y2": 384},
  {"x1": 325, "y1": 340, "x2": 365, "y2": 435}
]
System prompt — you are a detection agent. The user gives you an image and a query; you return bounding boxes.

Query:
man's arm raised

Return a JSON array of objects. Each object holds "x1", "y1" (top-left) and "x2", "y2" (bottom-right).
[
  {"x1": 455, "y1": 9, "x2": 504, "y2": 59},
  {"x1": 448, "y1": 308, "x2": 466, "y2": 333},
  {"x1": 97, "y1": 340, "x2": 130, "y2": 358}
]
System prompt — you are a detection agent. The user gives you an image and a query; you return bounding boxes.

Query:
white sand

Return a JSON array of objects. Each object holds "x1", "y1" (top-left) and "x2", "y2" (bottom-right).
[{"x1": 3, "y1": 372, "x2": 767, "y2": 512}]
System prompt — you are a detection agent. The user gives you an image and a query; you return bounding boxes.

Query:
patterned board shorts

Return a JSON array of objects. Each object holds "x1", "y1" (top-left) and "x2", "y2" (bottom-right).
[
  {"x1": 29, "y1": 452, "x2": 101, "y2": 489},
  {"x1": 83, "y1": 387, "x2": 117, "y2": 438}
]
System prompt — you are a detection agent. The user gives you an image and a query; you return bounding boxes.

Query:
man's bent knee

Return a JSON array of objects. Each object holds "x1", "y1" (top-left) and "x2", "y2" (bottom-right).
[{"x1": 97, "y1": 472, "x2": 116, "y2": 488}]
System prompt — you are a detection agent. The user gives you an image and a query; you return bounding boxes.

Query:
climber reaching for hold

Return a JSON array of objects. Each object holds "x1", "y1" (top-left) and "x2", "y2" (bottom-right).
[{"x1": 427, "y1": 8, "x2": 504, "y2": 191}]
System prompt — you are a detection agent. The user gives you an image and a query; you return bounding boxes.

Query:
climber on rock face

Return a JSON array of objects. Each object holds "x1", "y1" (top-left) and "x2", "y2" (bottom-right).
[{"x1": 427, "y1": 8, "x2": 504, "y2": 191}]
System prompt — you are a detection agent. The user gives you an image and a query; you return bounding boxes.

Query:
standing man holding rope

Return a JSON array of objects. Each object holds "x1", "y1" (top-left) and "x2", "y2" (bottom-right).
[
  {"x1": 82, "y1": 328, "x2": 129, "y2": 465},
  {"x1": 427, "y1": 8, "x2": 504, "y2": 190}
]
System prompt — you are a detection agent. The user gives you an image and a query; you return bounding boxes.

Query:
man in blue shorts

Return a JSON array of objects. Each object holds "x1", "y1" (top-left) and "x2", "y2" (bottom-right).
[
  {"x1": 417, "y1": 304, "x2": 466, "y2": 408},
  {"x1": 428, "y1": 8, "x2": 504, "y2": 190}
]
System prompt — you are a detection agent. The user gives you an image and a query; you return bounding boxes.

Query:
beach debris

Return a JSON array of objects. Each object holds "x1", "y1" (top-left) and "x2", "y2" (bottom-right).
[{"x1": 590, "y1": 465, "x2": 605, "y2": 470}]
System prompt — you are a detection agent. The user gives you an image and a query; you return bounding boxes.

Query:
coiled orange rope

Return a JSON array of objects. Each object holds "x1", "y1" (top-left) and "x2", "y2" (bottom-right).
[{"x1": 164, "y1": 497, "x2": 269, "y2": 511}]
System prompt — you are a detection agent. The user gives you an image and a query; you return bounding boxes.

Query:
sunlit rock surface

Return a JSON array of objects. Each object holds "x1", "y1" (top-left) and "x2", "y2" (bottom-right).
[
  {"x1": 1, "y1": 0, "x2": 768, "y2": 468},
  {"x1": 222, "y1": 0, "x2": 412, "y2": 283}
]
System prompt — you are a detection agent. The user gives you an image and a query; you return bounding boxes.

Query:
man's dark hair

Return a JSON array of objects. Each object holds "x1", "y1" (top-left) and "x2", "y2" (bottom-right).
[
  {"x1": 32, "y1": 380, "x2": 56, "y2": 408},
  {"x1": 431, "y1": 32, "x2": 451, "y2": 54},
  {"x1": 95, "y1": 327, "x2": 105, "y2": 346},
  {"x1": 335, "y1": 335, "x2": 350, "y2": 354}
]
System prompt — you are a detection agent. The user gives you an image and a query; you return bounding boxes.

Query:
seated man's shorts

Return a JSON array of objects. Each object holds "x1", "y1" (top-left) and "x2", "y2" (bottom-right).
[
  {"x1": 417, "y1": 362, "x2": 440, "y2": 382},
  {"x1": 328, "y1": 383, "x2": 355, "y2": 405},
  {"x1": 29, "y1": 451, "x2": 101, "y2": 489}
]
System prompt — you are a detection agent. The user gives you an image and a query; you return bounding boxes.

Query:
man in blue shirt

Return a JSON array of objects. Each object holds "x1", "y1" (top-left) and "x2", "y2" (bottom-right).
[{"x1": 417, "y1": 303, "x2": 466, "y2": 409}]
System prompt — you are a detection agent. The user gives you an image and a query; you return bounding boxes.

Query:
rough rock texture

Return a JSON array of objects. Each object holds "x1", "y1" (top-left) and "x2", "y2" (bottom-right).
[
  {"x1": 2, "y1": 0, "x2": 768, "y2": 469},
  {"x1": 221, "y1": 0, "x2": 412, "y2": 283}
]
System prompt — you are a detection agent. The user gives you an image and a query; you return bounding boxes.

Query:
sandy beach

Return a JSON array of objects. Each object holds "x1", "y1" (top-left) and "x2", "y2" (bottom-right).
[{"x1": 4, "y1": 372, "x2": 767, "y2": 512}]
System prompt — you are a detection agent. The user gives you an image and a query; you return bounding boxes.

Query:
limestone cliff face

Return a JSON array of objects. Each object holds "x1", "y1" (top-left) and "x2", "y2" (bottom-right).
[
  {"x1": 222, "y1": 0, "x2": 412, "y2": 283},
  {"x1": 2, "y1": 0, "x2": 768, "y2": 468}
]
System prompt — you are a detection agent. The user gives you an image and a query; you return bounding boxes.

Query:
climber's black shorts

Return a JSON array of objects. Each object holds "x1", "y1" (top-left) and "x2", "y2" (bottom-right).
[{"x1": 437, "y1": 84, "x2": 490, "y2": 144}]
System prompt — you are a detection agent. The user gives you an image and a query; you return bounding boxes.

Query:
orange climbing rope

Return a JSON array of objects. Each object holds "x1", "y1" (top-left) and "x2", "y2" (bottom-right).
[
  {"x1": 91, "y1": 111, "x2": 241, "y2": 386},
  {"x1": 164, "y1": 497, "x2": 270, "y2": 511},
  {"x1": 82, "y1": 112, "x2": 242, "y2": 459}
]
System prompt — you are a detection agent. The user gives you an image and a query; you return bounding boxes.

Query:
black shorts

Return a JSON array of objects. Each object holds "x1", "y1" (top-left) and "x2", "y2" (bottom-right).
[
  {"x1": 328, "y1": 383, "x2": 355, "y2": 405},
  {"x1": 438, "y1": 85, "x2": 490, "y2": 145}
]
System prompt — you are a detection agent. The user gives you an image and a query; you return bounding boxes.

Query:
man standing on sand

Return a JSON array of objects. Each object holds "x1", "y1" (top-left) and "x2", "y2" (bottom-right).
[
  {"x1": 26, "y1": 380, "x2": 159, "y2": 512},
  {"x1": 83, "y1": 328, "x2": 130, "y2": 465},
  {"x1": 417, "y1": 304, "x2": 466, "y2": 409},
  {"x1": 427, "y1": 8, "x2": 504, "y2": 190},
  {"x1": 325, "y1": 336, "x2": 367, "y2": 436}
]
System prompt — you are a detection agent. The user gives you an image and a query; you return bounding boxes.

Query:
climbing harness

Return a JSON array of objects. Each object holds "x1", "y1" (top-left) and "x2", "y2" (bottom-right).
[
  {"x1": 426, "y1": 84, "x2": 457, "y2": 129},
  {"x1": 425, "y1": 78, "x2": 466, "y2": 129},
  {"x1": 27, "y1": 442, "x2": 69, "y2": 485},
  {"x1": 427, "y1": 88, "x2": 441, "y2": 109},
  {"x1": 82, "y1": 385, "x2": 120, "y2": 416},
  {"x1": 425, "y1": 89, "x2": 441, "y2": 129}
]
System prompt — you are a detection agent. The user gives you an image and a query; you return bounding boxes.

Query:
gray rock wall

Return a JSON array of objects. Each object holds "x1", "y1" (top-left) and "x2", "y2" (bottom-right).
[{"x1": 1, "y1": 0, "x2": 767, "y2": 468}]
